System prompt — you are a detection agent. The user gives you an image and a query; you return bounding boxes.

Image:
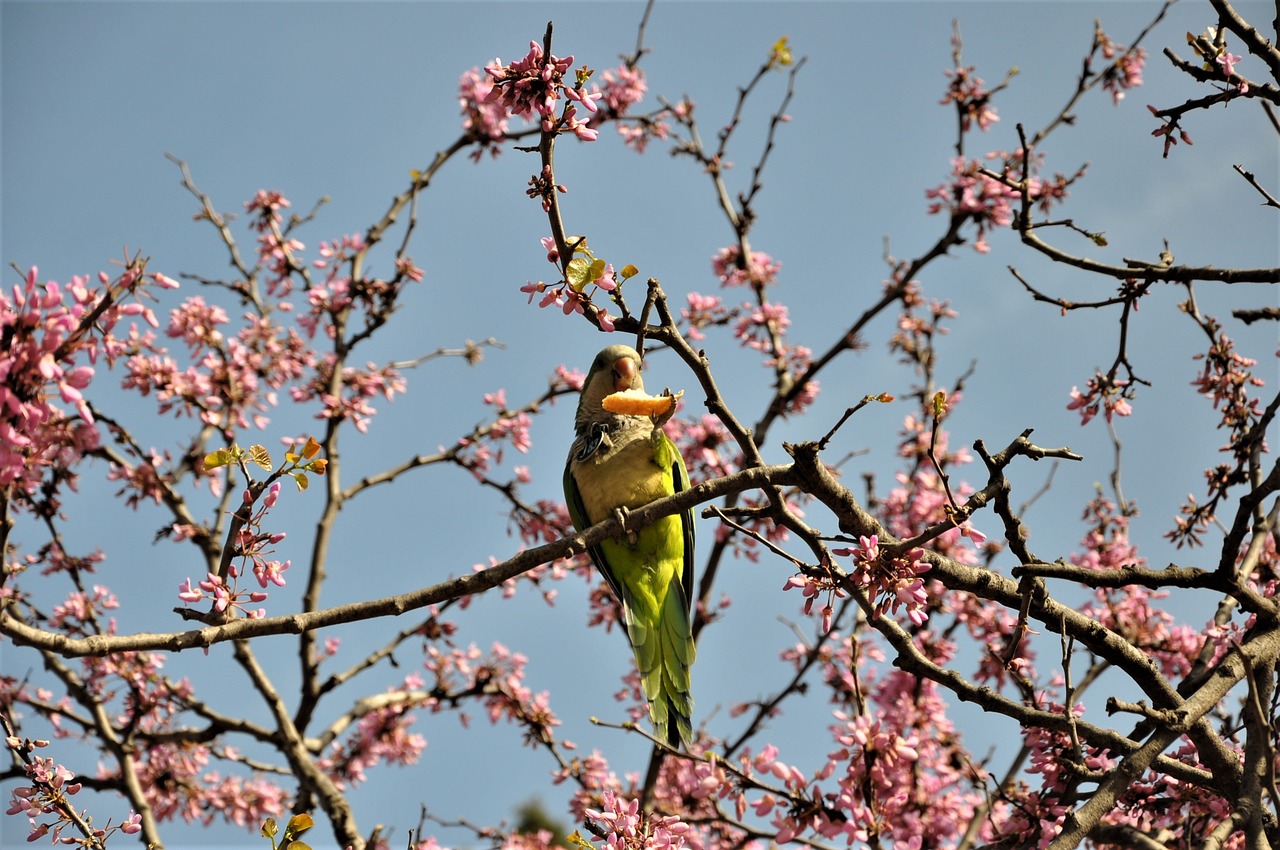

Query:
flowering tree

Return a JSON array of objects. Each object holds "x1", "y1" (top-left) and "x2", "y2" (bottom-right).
[{"x1": 3, "y1": 2, "x2": 1279, "y2": 849}]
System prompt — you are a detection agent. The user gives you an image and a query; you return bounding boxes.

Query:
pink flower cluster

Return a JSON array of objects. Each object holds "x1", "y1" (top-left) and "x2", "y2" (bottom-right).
[
  {"x1": 1072, "y1": 496, "x2": 1201, "y2": 679},
  {"x1": 710, "y1": 246, "x2": 780, "y2": 289},
  {"x1": 177, "y1": 570, "x2": 268, "y2": 619},
  {"x1": 1189, "y1": 328, "x2": 1264, "y2": 457},
  {"x1": 422, "y1": 642, "x2": 561, "y2": 745},
  {"x1": 458, "y1": 67, "x2": 510, "y2": 161},
  {"x1": 519, "y1": 237, "x2": 620, "y2": 331},
  {"x1": 1095, "y1": 25, "x2": 1147, "y2": 104},
  {"x1": 1066, "y1": 371, "x2": 1134, "y2": 425},
  {"x1": 484, "y1": 41, "x2": 600, "y2": 141},
  {"x1": 124, "y1": 275, "x2": 317, "y2": 433},
  {"x1": 0, "y1": 265, "x2": 171, "y2": 502},
  {"x1": 925, "y1": 158, "x2": 1019, "y2": 253},
  {"x1": 832, "y1": 535, "x2": 931, "y2": 626},
  {"x1": 47, "y1": 584, "x2": 119, "y2": 635},
  {"x1": 6, "y1": 739, "x2": 144, "y2": 845},
  {"x1": 783, "y1": 567, "x2": 848, "y2": 634},
  {"x1": 1147, "y1": 105, "x2": 1194, "y2": 157},
  {"x1": 741, "y1": 663, "x2": 986, "y2": 847},
  {"x1": 7, "y1": 747, "x2": 80, "y2": 837},
  {"x1": 940, "y1": 65, "x2": 999, "y2": 132},
  {"x1": 300, "y1": 356, "x2": 406, "y2": 434},
  {"x1": 680, "y1": 293, "x2": 732, "y2": 341},
  {"x1": 705, "y1": 246, "x2": 817, "y2": 415},
  {"x1": 588, "y1": 64, "x2": 672, "y2": 153},
  {"x1": 594, "y1": 65, "x2": 647, "y2": 118},
  {"x1": 177, "y1": 480, "x2": 290, "y2": 617},
  {"x1": 124, "y1": 740, "x2": 287, "y2": 827},
  {"x1": 320, "y1": 679, "x2": 428, "y2": 787},
  {"x1": 585, "y1": 790, "x2": 690, "y2": 850}
]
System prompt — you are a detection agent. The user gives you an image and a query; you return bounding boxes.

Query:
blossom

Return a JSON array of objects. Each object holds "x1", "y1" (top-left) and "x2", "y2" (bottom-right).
[
  {"x1": 483, "y1": 40, "x2": 600, "y2": 142},
  {"x1": 1217, "y1": 51, "x2": 1241, "y2": 78},
  {"x1": 1066, "y1": 372, "x2": 1134, "y2": 425},
  {"x1": 711, "y1": 245, "x2": 781, "y2": 288},
  {"x1": 940, "y1": 65, "x2": 998, "y2": 131},
  {"x1": 594, "y1": 64, "x2": 647, "y2": 117},
  {"x1": 458, "y1": 67, "x2": 509, "y2": 160}
]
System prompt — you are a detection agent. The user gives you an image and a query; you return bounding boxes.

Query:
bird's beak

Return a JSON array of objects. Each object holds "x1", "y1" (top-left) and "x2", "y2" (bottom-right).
[{"x1": 612, "y1": 356, "x2": 639, "y2": 392}]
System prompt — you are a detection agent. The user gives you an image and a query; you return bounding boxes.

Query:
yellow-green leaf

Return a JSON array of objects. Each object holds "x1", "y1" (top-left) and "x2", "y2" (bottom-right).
[
  {"x1": 588, "y1": 258, "x2": 607, "y2": 284},
  {"x1": 284, "y1": 813, "x2": 314, "y2": 838},
  {"x1": 203, "y1": 448, "x2": 232, "y2": 471},
  {"x1": 284, "y1": 842, "x2": 311, "y2": 850},
  {"x1": 248, "y1": 445, "x2": 272, "y2": 471},
  {"x1": 769, "y1": 36, "x2": 793, "y2": 68},
  {"x1": 566, "y1": 257, "x2": 591, "y2": 292},
  {"x1": 293, "y1": 471, "x2": 310, "y2": 492},
  {"x1": 932, "y1": 390, "x2": 947, "y2": 418},
  {"x1": 620, "y1": 263, "x2": 639, "y2": 279},
  {"x1": 261, "y1": 817, "x2": 278, "y2": 839}
]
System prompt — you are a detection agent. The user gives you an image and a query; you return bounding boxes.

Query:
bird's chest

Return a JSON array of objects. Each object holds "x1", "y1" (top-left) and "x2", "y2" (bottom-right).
[{"x1": 574, "y1": 436, "x2": 668, "y2": 525}]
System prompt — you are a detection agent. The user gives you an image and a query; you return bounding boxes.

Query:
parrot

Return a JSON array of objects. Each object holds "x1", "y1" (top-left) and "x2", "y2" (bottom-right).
[{"x1": 564, "y1": 344, "x2": 695, "y2": 747}]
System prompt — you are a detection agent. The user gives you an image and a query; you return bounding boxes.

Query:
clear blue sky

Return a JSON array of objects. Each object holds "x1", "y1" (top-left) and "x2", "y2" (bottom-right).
[{"x1": 3, "y1": 2, "x2": 1276, "y2": 848}]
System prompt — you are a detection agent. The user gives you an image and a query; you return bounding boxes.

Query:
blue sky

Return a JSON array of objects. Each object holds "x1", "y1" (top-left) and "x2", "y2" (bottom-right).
[{"x1": 3, "y1": 1, "x2": 1277, "y2": 848}]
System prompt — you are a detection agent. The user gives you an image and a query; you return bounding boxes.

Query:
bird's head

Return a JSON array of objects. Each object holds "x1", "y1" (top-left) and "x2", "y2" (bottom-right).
[{"x1": 576, "y1": 344, "x2": 645, "y2": 429}]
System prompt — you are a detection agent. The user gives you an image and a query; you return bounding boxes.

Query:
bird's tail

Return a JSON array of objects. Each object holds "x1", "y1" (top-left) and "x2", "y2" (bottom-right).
[{"x1": 632, "y1": 581, "x2": 695, "y2": 748}]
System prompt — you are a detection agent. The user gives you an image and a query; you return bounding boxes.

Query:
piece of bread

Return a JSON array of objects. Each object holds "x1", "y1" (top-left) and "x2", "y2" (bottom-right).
[{"x1": 601, "y1": 388, "x2": 682, "y2": 416}]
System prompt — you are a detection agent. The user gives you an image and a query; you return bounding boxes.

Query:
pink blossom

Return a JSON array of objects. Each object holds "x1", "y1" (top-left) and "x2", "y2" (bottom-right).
[
  {"x1": 711, "y1": 245, "x2": 781, "y2": 289},
  {"x1": 940, "y1": 65, "x2": 998, "y2": 131},
  {"x1": 458, "y1": 67, "x2": 509, "y2": 160},
  {"x1": 1217, "y1": 51, "x2": 1241, "y2": 78}
]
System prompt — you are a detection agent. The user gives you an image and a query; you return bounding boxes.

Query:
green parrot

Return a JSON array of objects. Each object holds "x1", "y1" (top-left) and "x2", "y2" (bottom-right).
[{"x1": 564, "y1": 344, "x2": 695, "y2": 747}]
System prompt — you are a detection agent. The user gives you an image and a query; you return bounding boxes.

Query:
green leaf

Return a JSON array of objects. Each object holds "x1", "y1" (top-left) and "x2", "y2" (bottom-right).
[
  {"x1": 293, "y1": 471, "x2": 310, "y2": 492},
  {"x1": 620, "y1": 263, "x2": 639, "y2": 280},
  {"x1": 566, "y1": 257, "x2": 591, "y2": 292},
  {"x1": 248, "y1": 445, "x2": 272, "y2": 471}
]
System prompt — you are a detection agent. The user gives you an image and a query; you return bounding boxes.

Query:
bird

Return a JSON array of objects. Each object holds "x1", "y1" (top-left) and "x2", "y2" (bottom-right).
[{"x1": 563, "y1": 344, "x2": 695, "y2": 747}]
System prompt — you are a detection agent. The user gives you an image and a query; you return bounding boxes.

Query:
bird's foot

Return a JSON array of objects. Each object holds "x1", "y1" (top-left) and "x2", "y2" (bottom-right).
[
  {"x1": 650, "y1": 387, "x2": 679, "y2": 429},
  {"x1": 613, "y1": 506, "x2": 638, "y2": 545}
]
